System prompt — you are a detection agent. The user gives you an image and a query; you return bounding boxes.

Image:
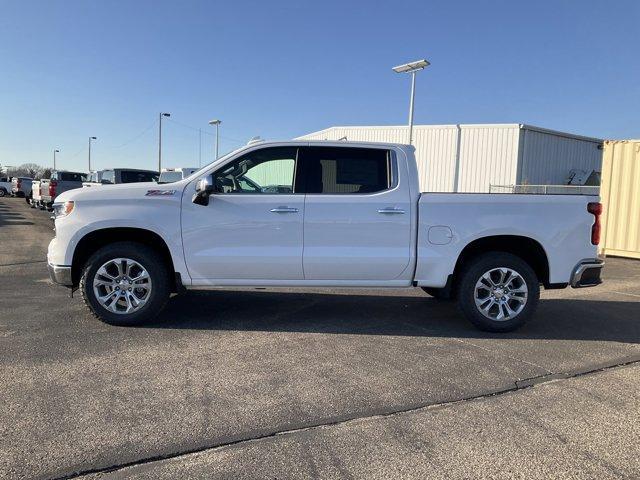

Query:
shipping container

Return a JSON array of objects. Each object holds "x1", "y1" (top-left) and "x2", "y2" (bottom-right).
[
  {"x1": 600, "y1": 140, "x2": 640, "y2": 259},
  {"x1": 298, "y1": 124, "x2": 603, "y2": 193}
]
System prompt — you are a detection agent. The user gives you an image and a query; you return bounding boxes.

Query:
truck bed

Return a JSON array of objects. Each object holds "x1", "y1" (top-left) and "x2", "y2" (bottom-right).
[{"x1": 415, "y1": 193, "x2": 599, "y2": 288}]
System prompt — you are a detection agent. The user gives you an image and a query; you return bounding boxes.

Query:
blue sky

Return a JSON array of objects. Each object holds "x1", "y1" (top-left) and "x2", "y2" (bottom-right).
[{"x1": 1, "y1": 0, "x2": 638, "y2": 173}]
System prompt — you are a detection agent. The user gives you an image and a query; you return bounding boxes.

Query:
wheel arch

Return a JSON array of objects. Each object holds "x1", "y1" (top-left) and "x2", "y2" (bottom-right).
[
  {"x1": 71, "y1": 227, "x2": 178, "y2": 290},
  {"x1": 451, "y1": 235, "x2": 551, "y2": 294}
]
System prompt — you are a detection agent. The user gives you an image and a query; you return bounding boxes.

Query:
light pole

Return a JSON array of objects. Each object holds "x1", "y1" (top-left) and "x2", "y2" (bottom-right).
[
  {"x1": 53, "y1": 149, "x2": 60, "y2": 170},
  {"x1": 392, "y1": 59, "x2": 430, "y2": 145},
  {"x1": 88, "y1": 136, "x2": 97, "y2": 172},
  {"x1": 158, "y1": 112, "x2": 171, "y2": 173},
  {"x1": 208, "y1": 119, "x2": 222, "y2": 160}
]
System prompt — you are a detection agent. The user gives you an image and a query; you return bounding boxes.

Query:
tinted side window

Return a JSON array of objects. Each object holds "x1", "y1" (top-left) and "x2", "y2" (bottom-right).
[
  {"x1": 300, "y1": 147, "x2": 391, "y2": 194},
  {"x1": 120, "y1": 171, "x2": 159, "y2": 183},
  {"x1": 60, "y1": 172, "x2": 86, "y2": 182}
]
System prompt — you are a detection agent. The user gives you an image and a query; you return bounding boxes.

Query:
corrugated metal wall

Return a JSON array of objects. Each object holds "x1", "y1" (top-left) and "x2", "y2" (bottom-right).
[
  {"x1": 518, "y1": 127, "x2": 602, "y2": 185},
  {"x1": 456, "y1": 124, "x2": 520, "y2": 193},
  {"x1": 298, "y1": 124, "x2": 602, "y2": 193},
  {"x1": 414, "y1": 126, "x2": 459, "y2": 192},
  {"x1": 600, "y1": 140, "x2": 640, "y2": 259}
]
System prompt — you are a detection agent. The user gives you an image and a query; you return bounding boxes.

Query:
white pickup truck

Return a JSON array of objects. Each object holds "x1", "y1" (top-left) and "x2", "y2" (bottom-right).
[{"x1": 47, "y1": 141, "x2": 604, "y2": 332}]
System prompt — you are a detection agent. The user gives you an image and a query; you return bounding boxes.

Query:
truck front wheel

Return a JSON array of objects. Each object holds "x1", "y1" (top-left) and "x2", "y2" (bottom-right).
[
  {"x1": 457, "y1": 252, "x2": 539, "y2": 332},
  {"x1": 80, "y1": 242, "x2": 171, "y2": 326}
]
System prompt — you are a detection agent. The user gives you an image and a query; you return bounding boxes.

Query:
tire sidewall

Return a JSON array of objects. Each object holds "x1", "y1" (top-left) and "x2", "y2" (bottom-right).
[
  {"x1": 458, "y1": 253, "x2": 540, "y2": 332},
  {"x1": 80, "y1": 242, "x2": 170, "y2": 326}
]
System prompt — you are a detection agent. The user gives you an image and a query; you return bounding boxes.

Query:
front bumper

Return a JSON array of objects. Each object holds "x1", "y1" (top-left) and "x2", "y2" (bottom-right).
[
  {"x1": 47, "y1": 263, "x2": 73, "y2": 286},
  {"x1": 570, "y1": 259, "x2": 604, "y2": 288}
]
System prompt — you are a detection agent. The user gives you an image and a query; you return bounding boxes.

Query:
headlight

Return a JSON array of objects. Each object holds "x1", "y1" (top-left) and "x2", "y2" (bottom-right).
[{"x1": 52, "y1": 201, "x2": 75, "y2": 219}]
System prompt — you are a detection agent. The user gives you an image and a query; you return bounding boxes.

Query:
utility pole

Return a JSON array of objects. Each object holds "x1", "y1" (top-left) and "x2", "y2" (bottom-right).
[
  {"x1": 53, "y1": 149, "x2": 60, "y2": 170},
  {"x1": 158, "y1": 112, "x2": 171, "y2": 173},
  {"x1": 208, "y1": 119, "x2": 222, "y2": 160},
  {"x1": 88, "y1": 136, "x2": 97, "y2": 172}
]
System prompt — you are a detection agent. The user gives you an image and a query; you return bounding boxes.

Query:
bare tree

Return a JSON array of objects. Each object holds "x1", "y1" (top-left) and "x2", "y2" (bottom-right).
[
  {"x1": 20, "y1": 163, "x2": 41, "y2": 178},
  {"x1": 5, "y1": 163, "x2": 49, "y2": 178}
]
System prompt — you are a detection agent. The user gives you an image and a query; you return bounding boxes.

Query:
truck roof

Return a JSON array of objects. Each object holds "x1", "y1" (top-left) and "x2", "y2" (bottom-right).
[{"x1": 261, "y1": 139, "x2": 413, "y2": 149}]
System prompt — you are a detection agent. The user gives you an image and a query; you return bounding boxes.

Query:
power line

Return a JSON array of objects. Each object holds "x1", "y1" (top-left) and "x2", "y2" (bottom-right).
[
  {"x1": 165, "y1": 117, "x2": 245, "y2": 143},
  {"x1": 67, "y1": 145, "x2": 86, "y2": 159},
  {"x1": 103, "y1": 120, "x2": 158, "y2": 149}
]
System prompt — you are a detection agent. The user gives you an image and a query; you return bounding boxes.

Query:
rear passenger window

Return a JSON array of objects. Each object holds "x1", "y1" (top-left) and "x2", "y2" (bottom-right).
[{"x1": 301, "y1": 147, "x2": 391, "y2": 194}]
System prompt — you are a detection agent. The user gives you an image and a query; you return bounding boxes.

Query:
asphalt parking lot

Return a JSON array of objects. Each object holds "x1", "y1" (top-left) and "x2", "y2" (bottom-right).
[{"x1": 1, "y1": 196, "x2": 639, "y2": 479}]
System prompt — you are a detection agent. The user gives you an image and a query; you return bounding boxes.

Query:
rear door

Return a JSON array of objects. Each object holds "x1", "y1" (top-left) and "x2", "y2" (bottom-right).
[{"x1": 299, "y1": 146, "x2": 412, "y2": 281}]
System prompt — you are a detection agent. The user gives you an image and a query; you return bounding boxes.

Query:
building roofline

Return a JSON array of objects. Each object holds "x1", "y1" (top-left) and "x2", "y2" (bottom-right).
[{"x1": 299, "y1": 123, "x2": 603, "y2": 144}]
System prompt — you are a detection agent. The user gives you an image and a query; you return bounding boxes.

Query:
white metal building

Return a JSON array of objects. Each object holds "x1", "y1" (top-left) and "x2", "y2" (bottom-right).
[{"x1": 298, "y1": 124, "x2": 603, "y2": 193}]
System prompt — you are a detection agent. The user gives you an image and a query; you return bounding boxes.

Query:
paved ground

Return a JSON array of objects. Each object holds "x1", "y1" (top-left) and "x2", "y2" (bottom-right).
[{"x1": 1, "y1": 196, "x2": 639, "y2": 479}]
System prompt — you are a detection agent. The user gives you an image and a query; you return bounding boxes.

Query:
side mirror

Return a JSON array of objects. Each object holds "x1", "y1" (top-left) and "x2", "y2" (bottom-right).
[{"x1": 192, "y1": 174, "x2": 214, "y2": 206}]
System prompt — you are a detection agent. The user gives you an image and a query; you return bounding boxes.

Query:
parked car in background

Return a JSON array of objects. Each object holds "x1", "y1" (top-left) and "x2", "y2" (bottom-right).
[
  {"x1": 82, "y1": 171, "x2": 104, "y2": 188},
  {"x1": 40, "y1": 171, "x2": 87, "y2": 211},
  {"x1": 0, "y1": 176, "x2": 12, "y2": 197},
  {"x1": 11, "y1": 177, "x2": 33, "y2": 202},
  {"x1": 47, "y1": 141, "x2": 604, "y2": 332},
  {"x1": 158, "y1": 167, "x2": 198, "y2": 184},
  {"x1": 83, "y1": 168, "x2": 159, "y2": 187}
]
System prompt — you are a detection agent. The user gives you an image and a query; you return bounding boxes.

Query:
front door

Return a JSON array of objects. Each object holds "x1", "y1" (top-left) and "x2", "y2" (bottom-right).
[
  {"x1": 181, "y1": 146, "x2": 304, "y2": 282},
  {"x1": 299, "y1": 146, "x2": 413, "y2": 281}
]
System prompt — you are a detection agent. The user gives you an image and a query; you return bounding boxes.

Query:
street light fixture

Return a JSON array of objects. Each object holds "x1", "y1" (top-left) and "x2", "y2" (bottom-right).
[
  {"x1": 208, "y1": 119, "x2": 222, "y2": 160},
  {"x1": 88, "y1": 137, "x2": 97, "y2": 172},
  {"x1": 158, "y1": 112, "x2": 171, "y2": 173},
  {"x1": 392, "y1": 59, "x2": 430, "y2": 145},
  {"x1": 53, "y1": 149, "x2": 60, "y2": 170}
]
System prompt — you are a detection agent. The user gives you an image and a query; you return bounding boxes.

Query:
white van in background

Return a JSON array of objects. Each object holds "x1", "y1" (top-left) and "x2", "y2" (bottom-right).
[{"x1": 158, "y1": 167, "x2": 199, "y2": 184}]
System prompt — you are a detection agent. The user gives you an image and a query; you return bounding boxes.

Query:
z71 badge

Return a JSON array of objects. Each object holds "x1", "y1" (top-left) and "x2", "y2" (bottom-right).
[{"x1": 145, "y1": 190, "x2": 176, "y2": 196}]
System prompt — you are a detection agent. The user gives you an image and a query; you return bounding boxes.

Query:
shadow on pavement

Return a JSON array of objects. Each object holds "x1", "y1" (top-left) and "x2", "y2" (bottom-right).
[
  {"x1": 142, "y1": 289, "x2": 640, "y2": 344},
  {"x1": 0, "y1": 202, "x2": 35, "y2": 226}
]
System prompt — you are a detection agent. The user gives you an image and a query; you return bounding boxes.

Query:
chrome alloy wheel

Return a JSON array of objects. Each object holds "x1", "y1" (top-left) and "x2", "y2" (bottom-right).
[
  {"x1": 474, "y1": 267, "x2": 528, "y2": 321},
  {"x1": 93, "y1": 258, "x2": 152, "y2": 314}
]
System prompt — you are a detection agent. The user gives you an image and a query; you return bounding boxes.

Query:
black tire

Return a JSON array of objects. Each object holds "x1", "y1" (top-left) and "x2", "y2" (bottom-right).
[
  {"x1": 421, "y1": 287, "x2": 452, "y2": 301},
  {"x1": 25, "y1": 194, "x2": 31, "y2": 204},
  {"x1": 0, "y1": 188, "x2": 6, "y2": 197},
  {"x1": 80, "y1": 242, "x2": 171, "y2": 326},
  {"x1": 457, "y1": 252, "x2": 539, "y2": 332}
]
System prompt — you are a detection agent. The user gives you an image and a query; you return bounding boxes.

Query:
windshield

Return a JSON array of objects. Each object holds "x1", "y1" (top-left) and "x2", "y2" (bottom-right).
[{"x1": 158, "y1": 171, "x2": 183, "y2": 184}]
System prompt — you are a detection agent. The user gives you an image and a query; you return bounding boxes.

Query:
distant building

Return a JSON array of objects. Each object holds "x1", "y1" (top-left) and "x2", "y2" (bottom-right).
[{"x1": 298, "y1": 124, "x2": 603, "y2": 193}]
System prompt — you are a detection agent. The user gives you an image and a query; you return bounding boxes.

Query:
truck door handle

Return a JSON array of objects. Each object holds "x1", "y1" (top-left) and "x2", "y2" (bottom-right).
[
  {"x1": 377, "y1": 208, "x2": 405, "y2": 214},
  {"x1": 270, "y1": 207, "x2": 299, "y2": 213}
]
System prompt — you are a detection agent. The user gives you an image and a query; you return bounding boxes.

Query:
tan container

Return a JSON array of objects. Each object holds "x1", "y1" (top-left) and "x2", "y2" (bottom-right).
[{"x1": 600, "y1": 140, "x2": 640, "y2": 259}]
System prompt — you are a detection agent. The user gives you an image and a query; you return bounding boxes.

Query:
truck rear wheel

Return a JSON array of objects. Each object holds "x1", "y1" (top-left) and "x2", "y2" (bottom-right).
[
  {"x1": 80, "y1": 242, "x2": 171, "y2": 326},
  {"x1": 457, "y1": 252, "x2": 539, "y2": 332}
]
